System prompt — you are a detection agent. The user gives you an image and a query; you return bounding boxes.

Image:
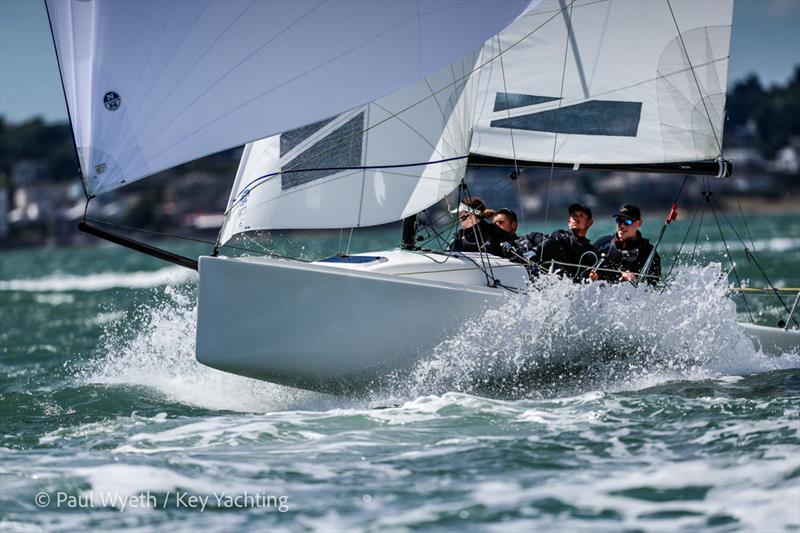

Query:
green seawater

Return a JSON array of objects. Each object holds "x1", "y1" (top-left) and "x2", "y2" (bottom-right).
[{"x1": 1, "y1": 214, "x2": 798, "y2": 531}]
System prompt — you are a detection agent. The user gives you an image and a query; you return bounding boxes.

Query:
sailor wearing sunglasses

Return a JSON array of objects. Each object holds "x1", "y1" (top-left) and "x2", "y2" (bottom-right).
[
  {"x1": 589, "y1": 204, "x2": 661, "y2": 285},
  {"x1": 450, "y1": 197, "x2": 516, "y2": 257}
]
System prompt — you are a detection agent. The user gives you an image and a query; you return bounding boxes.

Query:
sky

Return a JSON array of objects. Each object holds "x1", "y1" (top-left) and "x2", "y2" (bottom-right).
[{"x1": 1, "y1": 0, "x2": 799, "y2": 124}]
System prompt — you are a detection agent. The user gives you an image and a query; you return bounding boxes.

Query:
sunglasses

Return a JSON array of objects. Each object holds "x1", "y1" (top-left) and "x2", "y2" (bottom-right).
[{"x1": 615, "y1": 217, "x2": 635, "y2": 226}]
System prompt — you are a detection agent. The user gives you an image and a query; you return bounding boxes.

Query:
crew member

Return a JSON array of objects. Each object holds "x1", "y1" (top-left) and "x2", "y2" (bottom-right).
[
  {"x1": 590, "y1": 204, "x2": 661, "y2": 285},
  {"x1": 503, "y1": 203, "x2": 597, "y2": 280},
  {"x1": 451, "y1": 197, "x2": 516, "y2": 257},
  {"x1": 493, "y1": 208, "x2": 518, "y2": 239}
]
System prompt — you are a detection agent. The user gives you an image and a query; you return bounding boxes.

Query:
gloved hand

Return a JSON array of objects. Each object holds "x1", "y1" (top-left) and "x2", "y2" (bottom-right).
[
  {"x1": 523, "y1": 251, "x2": 537, "y2": 261},
  {"x1": 500, "y1": 241, "x2": 515, "y2": 252}
]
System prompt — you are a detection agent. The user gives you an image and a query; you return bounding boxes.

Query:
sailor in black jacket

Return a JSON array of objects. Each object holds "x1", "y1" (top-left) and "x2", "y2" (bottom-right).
[
  {"x1": 450, "y1": 197, "x2": 516, "y2": 257},
  {"x1": 504, "y1": 203, "x2": 598, "y2": 280},
  {"x1": 591, "y1": 204, "x2": 661, "y2": 285}
]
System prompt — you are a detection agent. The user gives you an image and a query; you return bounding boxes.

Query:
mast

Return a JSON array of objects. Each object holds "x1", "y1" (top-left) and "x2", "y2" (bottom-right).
[{"x1": 400, "y1": 215, "x2": 418, "y2": 250}]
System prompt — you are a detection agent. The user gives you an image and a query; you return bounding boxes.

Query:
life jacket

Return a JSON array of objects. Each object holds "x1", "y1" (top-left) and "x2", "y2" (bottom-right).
[{"x1": 593, "y1": 232, "x2": 661, "y2": 283}]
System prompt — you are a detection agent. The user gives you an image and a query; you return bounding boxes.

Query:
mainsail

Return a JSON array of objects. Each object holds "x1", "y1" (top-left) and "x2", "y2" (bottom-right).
[
  {"x1": 221, "y1": 0, "x2": 733, "y2": 239},
  {"x1": 471, "y1": 0, "x2": 733, "y2": 166},
  {"x1": 46, "y1": 0, "x2": 532, "y2": 196}
]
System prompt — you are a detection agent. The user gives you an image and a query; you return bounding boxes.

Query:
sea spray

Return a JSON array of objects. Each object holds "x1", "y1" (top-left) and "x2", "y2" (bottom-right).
[
  {"x1": 85, "y1": 285, "x2": 346, "y2": 412},
  {"x1": 392, "y1": 264, "x2": 797, "y2": 400},
  {"x1": 81, "y1": 263, "x2": 797, "y2": 409}
]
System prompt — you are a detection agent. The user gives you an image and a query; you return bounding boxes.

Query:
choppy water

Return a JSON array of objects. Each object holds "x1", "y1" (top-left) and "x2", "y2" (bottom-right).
[{"x1": 1, "y1": 214, "x2": 799, "y2": 531}]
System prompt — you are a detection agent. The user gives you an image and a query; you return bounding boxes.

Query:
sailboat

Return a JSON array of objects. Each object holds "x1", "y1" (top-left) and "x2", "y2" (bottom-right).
[{"x1": 47, "y1": 0, "x2": 799, "y2": 394}]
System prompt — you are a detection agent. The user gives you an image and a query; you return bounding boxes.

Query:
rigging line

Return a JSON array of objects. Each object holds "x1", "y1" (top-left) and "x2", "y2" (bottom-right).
[
  {"x1": 545, "y1": 0, "x2": 576, "y2": 225},
  {"x1": 732, "y1": 287, "x2": 800, "y2": 294},
  {"x1": 419, "y1": 224, "x2": 451, "y2": 251},
  {"x1": 82, "y1": 217, "x2": 304, "y2": 261},
  {"x1": 229, "y1": 155, "x2": 468, "y2": 210},
  {"x1": 227, "y1": 0, "x2": 575, "y2": 205},
  {"x1": 665, "y1": 0, "x2": 722, "y2": 156},
  {"x1": 710, "y1": 195, "x2": 797, "y2": 324},
  {"x1": 496, "y1": 33, "x2": 525, "y2": 229},
  {"x1": 462, "y1": 182, "x2": 495, "y2": 285},
  {"x1": 469, "y1": 212, "x2": 494, "y2": 286},
  {"x1": 665, "y1": 201, "x2": 701, "y2": 280},
  {"x1": 484, "y1": 172, "x2": 523, "y2": 212},
  {"x1": 642, "y1": 173, "x2": 689, "y2": 277},
  {"x1": 346, "y1": 227, "x2": 355, "y2": 256},
  {"x1": 549, "y1": 260, "x2": 663, "y2": 282},
  {"x1": 733, "y1": 185, "x2": 757, "y2": 252},
  {"x1": 691, "y1": 180, "x2": 709, "y2": 262},
  {"x1": 708, "y1": 198, "x2": 755, "y2": 323},
  {"x1": 138, "y1": 0, "x2": 482, "y2": 166},
  {"x1": 416, "y1": 207, "x2": 458, "y2": 250}
]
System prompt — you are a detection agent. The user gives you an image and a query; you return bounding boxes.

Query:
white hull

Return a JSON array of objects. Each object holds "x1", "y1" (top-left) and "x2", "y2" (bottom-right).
[
  {"x1": 739, "y1": 323, "x2": 800, "y2": 355},
  {"x1": 196, "y1": 251, "x2": 799, "y2": 394},
  {"x1": 196, "y1": 251, "x2": 525, "y2": 393}
]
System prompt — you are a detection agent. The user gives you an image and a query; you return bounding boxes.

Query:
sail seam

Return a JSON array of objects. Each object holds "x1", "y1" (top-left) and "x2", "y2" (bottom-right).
[
  {"x1": 135, "y1": 2, "x2": 464, "y2": 169},
  {"x1": 226, "y1": 2, "x2": 572, "y2": 206},
  {"x1": 665, "y1": 0, "x2": 723, "y2": 156}
]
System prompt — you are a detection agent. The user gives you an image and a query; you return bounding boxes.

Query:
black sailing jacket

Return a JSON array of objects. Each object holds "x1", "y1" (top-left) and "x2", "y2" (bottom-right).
[
  {"x1": 593, "y1": 232, "x2": 661, "y2": 284},
  {"x1": 508, "y1": 229, "x2": 597, "y2": 280},
  {"x1": 451, "y1": 219, "x2": 516, "y2": 257}
]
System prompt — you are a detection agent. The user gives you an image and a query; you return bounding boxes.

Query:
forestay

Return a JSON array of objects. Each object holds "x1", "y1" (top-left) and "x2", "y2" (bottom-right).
[
  {"x1": 470, "y1": 0, "x2": 733, "y2": 166},
  {"x1": 46, "y1": 0, "x2": 532, "y2": 196}
]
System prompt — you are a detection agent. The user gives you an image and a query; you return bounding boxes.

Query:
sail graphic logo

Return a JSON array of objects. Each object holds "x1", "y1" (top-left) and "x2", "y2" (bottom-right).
[
  {"x1": 490, "y1": 92, "x2": 642, "y2": 137},
  {"x1": 103, "y1": 92, "x2": 121, "y2": 111}
]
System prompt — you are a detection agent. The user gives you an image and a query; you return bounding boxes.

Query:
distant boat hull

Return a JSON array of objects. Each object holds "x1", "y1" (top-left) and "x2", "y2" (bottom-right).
[{"x1": 196, "y1": 252, "x2": 799, "y2": 394}]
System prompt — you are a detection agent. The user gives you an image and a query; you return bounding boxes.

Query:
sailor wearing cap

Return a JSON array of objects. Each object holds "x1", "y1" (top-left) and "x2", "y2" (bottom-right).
[
  {"x1": 502, "y1": 203, "x2": 597, "y2": 281},
  {"x1": 590, "y1": 204, "x2": 661, "y2": 284},
  {"x1": 450, "y1": 197, "x2": 516, "y2": 257}
]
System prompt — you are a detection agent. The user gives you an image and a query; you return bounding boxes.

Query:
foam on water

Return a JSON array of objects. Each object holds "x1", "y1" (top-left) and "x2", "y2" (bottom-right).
[
  {"x1": 0, "y1": 266, "x2": 196, "y2": 292},
  {"x1": 83, "y1": 264, "x2": 797, "y2": 412},
  {"x1": 84, "y1": 286, "x2": 347, "y2": 413},
  {"x1": 397, "y1": 263, "x2": 800, "y2": 398}
]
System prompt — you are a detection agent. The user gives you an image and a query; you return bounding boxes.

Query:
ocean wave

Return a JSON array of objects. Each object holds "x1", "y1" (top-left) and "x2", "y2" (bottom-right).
[
  {"x1": 84, "y1": 286, "x2": 344, "y2": 413},
  {"x1": 0, "y1": 267, "x2": 197, "y2": 292},
  {"x1": 395, "y1": 263, "x2": 800, "y2": 399},
  {"x1": 82, "y1": 265, "x2": 799, "y2": 412}
]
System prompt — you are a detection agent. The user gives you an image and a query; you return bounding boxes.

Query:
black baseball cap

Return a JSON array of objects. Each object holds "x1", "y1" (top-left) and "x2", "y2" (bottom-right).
[
  {"x1": 568, "y1": 203, "x2": 592, "y2": 219},
  {"x1": 613, "y1": 204, "x2": 641, "y2": 221}
]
